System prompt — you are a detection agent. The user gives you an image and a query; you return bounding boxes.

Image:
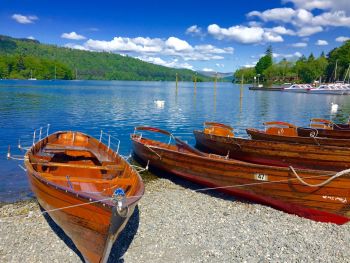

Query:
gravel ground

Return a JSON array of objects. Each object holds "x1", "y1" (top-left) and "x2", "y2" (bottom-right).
[{"x1": 1, "y1": 175, "x2": 349, "y2": 263}]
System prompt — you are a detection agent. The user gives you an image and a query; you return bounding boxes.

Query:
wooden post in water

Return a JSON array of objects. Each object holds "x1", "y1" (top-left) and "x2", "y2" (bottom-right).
[
  {"x1": 194, "y1": 72, "x2": 197, "y2": 94},
  {"x1": 176, "y1": 73, "x2": 178, "y2": 90},
  {"x1": 214, "y1": 72, "x2": 217, "y2": 89}
]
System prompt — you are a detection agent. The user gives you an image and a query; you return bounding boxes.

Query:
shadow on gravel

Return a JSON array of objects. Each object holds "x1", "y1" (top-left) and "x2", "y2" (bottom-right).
[
  {"x1": 41, "y1": 204, "x2": 140, "y2": 263},
  {"x1": 40, "y1": 205, "x2": 85, "y2": 262},
  {"x1": 107, "y1": 206, "x2": 140, "y2": 263},
  {"x1": 132, "y1": 155, "x2": 251, "y2": 205}
]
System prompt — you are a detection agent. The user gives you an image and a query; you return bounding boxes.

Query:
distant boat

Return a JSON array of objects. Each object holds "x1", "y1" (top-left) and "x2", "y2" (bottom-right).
[
  {"x1": 283, "y1": 84, "x2": 312, "y2": 93},
  {"x1": 308, "y1": 84, "x2": 349, "y2": 95},
  {"x1": 28, "y1": 70, "x2": 37, "y2": 80}
]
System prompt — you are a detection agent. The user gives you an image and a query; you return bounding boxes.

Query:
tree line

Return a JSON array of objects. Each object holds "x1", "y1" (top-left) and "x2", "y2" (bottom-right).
[{"x1": 234, "y1": 40, "x2": 350, "y2": 84}]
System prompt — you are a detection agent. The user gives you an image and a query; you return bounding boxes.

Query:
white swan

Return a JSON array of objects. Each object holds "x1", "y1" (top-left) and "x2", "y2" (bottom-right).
[
  {"x1": 154, "y1": 100, "x2": 165, "y2": 108},
  {"x1": 331, "y1": 102, "x2": 338, "y2": 113}
]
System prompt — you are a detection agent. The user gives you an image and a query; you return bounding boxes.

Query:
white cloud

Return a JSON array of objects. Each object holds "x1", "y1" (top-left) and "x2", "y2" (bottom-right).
[
  {"x1": 64, "y1": 43, "x2": 88, "y2": 50},
  {"x1": 208, "y1": 24, "x2": 283, "y2": 44},
  {"x1": 71, "y1": 36, "x2": 232, "y2": 62},
  {"x1": 297, "y1": 26, "x2": 323, "y2": 36},
  {"x1": 61, "y1": 32, "x2": 86, "y2": 40},
  {"x1": 247, "y1": 7, "x2": 350, "y2": 37},
  {"x1": 336, "y1": 36, "x2": 350, "y2": 42},
  {"x1": 283, "y1": 0, "x2": 350, "y2": 13},
  {"x1": 202, "y1": 68, "x2": 214, "y2": 72},
  {"x1": 27, "y1": 36, "x2": 35, "y2": 40},
  {"x1": 273, "y1": 52, "x2": 302, "y2": 58},
  {"x1": 216, "y1": 63, "x2": 225, "y2": 68},
  {"x1": 185, "y1": 25, "x2": 205, "y2": 37},
  {"x1": 165, "y1": 37, "x2": 193, "y2": 52},
  {"x1": 315, "y1": 39, "x2": 328, "y2": 45},
  {"x1": 268, "y1": 26, "x2": 295, "y2": 35},
  {"x1": 312, "y1": 11, "x2": 350, "y2": 27},
  {"x1": 11, "y1": 14, "x2": 38, "y2": 24},
  {"x1": 263, "y1": 32, "x2": 284, "y2": 42},
  {"x1": 290, "y1": 42, "x2": 308, "y2": 47},
  {"x1": 247, "y1": 8, "x2": 296, "y2": 23},
  {"x1": 244, "y1": 62, "x2": 257, "y2": 68},
  {"x1": 137, "y1": 56, "x2": 194, "y2": 70}
]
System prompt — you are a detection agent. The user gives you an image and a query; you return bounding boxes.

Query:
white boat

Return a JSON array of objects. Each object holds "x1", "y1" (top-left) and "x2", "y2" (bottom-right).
[
  {"x1": 308, "y1": 84, "x2": 347, "y2": 95},
  {"x1": 283, "y1": 84, "x2": 312, "y2": 93}
]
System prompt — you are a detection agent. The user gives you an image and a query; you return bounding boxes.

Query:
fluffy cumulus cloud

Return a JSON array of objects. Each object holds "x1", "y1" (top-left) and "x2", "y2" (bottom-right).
[
  {"x1": 283, "y1": 0, "x2": 350, "y2": 13},
  {"x1": 61, "y1": 32, "x2": 86, "y2": 40},
  {"x1": 336, "y1": 36, "x2": 350, "y2": 42},
  {"x1": 290, "y1": 42, "x2": 308, "y2": 47},
  {"x1": 185, "y1": 25, "x2": 205, "y2": 37},
  {"x1": 273, "y1": 52, "x2": 302, "y2": 59},
  {"x1": 247, "y1": 5, "x2": 350, "y2": 37},
  {"x1": 136, "y1": 56, "x2": 194, "y2": 70},
  {"x1": 67, "y1": 36, "x2": 233, "y2": 65},
  {"x1": 315, "y1": 39, "x2": 328, "y2": 45},
  {"x1": 208, "y1": 24, "x2": 283, "y2": 44},
  {"x1": 202, "y1": 68, "x2": 214, "y2": 72},
  {"x1": 12, "y1": 14, "x2": 38, "y2": 24}
]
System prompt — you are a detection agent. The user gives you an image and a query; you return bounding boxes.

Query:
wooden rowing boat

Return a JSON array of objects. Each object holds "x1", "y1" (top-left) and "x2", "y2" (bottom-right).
[
  {"x1": 246, "y1": 121, "x2": 350, "y2": 147},
  {"x1": 297, "y1": 118, "x2": 350, "y2": 138},
  {"x1": 194, "y1": 122, "x2": 350, "y2": 171},
  {"x1": 24, "y1": 131, "x2": 144, "y2": 263},
  {"x1": 131, "y1": 126, "x2": 350, "y2": 224}
]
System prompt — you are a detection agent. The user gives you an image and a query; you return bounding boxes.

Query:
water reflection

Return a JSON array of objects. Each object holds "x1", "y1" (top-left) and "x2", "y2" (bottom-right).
[{"x1": 1, "y1": 80, "x2": 350, "y2": 201}]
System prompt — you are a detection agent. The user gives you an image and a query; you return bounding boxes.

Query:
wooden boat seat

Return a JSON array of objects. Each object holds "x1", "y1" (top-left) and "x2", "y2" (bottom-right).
[
  {"x1": 265, "y1": 127, "x2": 297, "y2": 136},
  {"x1": 203, "y1": 122, "x2": 234, "y2": 137},
  {"x1": 310, "y1": 118, "x2": 333, "y2": 130},
  {"x1": 40, "y1": 172, "x2": 132, "y2": 184},
  {"x1": 44, "y1": 143, "x2": 110, "y2": 162},
  {"x1": 204, "y1": 127, "x2": 234, "y2": 137},
  {"x1": 33, "y1": 161, "x2": 124, "y2": 172},
  {"x1": 263, "y1": 121, "x2": 297, "y2": 136}
]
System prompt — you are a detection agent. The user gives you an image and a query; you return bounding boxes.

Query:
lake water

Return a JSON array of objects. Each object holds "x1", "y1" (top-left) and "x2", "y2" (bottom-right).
[{"x1": 1, "y1": 80, "x2": 350, "y2": 202}]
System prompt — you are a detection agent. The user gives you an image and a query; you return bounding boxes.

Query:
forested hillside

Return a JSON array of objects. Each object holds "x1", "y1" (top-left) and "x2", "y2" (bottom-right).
[{"x1": 0, "y1": 35, "x2": 211, "y2": 81}]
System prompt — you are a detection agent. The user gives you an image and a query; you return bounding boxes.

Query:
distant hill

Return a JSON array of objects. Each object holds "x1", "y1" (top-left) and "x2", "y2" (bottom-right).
[
  {"x1": 0, "y1": 35, "x2": 212, "y2": 81},
  {"x1": 197, "y1": 70, "x2": 233, "y2": 82}
]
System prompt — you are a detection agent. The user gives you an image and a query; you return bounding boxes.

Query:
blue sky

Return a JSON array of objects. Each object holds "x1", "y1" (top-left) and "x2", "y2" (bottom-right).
[{"x1": 1, "y1": 0, "x2": 350, "y2": 72}]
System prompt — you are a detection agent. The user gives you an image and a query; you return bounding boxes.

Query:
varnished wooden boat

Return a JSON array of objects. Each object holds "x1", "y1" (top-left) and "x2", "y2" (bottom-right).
[
  {"x1": 297, "y1": 118, "x2": 350, "y2": 138},
  {"x1": 131, "y1": 126, "x2": 350, "y2": 224},
  {"x1": 246, "y1": 121, "x2": 350, "y2": 147},
  {"x1": 194, "y1": 122, "x2": 350, "y2": 171},
  {"x1": 24, "y1": 131, "x2": 144, "y2": 263}
]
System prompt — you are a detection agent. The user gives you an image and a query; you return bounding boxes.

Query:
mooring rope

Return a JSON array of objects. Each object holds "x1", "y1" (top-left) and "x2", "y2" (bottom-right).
[
  {"x1": 2, "y1": 161, "x2": 350, "y2": 221},
  {"x1": 289, "y1": 166, "x2": 350, "y2": 187}
]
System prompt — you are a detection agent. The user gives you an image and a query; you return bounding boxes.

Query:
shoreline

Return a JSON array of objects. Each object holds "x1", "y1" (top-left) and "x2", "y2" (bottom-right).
[{"x1": 1, "y1": 177, "x2": 349, "y2": 262}]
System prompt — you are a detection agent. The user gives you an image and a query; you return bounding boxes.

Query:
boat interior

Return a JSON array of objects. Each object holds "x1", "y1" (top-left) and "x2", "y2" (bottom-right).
[
  {"x1": 309, "y1": 118, "x2": 333, "y2": 130},
  {"x1": 28, "y1": 132, "x2": 137, "y2": 196},
  {"x1": 203, "y1": 122, "x2": 234, "y2": 137},
  {"x1": 263, "y1": 121, "x2": 298, "y2": 136}
]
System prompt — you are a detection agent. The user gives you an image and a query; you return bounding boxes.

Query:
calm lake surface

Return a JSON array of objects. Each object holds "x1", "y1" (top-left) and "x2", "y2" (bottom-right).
[{"x1": 1, "y1": 80, "x2": 350, "y2": 202}]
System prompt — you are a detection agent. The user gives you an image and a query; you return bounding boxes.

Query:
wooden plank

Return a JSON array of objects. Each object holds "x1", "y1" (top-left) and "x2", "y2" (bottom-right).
[{"x1": 33, "y1": 161, "x2": 124, "y2": 171}]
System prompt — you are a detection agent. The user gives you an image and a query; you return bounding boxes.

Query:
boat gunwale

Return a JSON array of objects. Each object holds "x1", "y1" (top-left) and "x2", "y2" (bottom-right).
[{"x1": 25, "y1": 131, "x2": 144, "y2": 209}]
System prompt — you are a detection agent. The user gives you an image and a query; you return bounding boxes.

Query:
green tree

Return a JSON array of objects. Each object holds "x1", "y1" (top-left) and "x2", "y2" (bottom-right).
[{"x1": 255, "y1": 46, "x2": 273, "y2": 76}]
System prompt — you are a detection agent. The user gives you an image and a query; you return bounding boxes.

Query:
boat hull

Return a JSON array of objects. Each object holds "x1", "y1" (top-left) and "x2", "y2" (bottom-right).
[
  {"x1": 194, "y1": 130, "x2": 350, "y2": 171},
  {"x1": 247, "y1": 128, "x2": 350, "y2": 147},
  {"x1": 27, "y1": 168, "x2": 136, "y2": 263},
  {"x1": 297, "y1": 127, "x2": 350, "y2": 139},
  {"x1": 132, "y1": 136, "x2": 350, "y2": 224}
]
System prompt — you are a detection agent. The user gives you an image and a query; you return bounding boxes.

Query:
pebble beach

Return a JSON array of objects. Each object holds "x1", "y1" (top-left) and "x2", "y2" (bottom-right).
[{"x1": 1, "y1": 176, "x2": 349, "y2": 263}]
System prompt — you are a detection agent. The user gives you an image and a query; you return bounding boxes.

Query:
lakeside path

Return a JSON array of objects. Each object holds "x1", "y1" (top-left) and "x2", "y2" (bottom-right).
[{"x1": 1, "y1": 177, "x2": 349, "y2": 262}]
